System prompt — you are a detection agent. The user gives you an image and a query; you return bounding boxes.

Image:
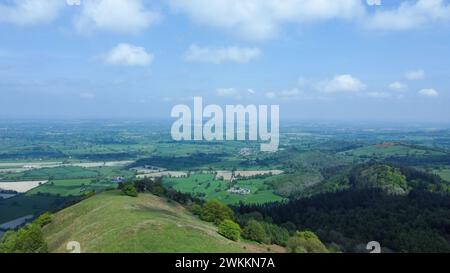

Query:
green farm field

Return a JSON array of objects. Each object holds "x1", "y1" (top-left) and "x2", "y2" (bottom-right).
[
  {"x1": 163, "y1": 173, "x2": 286, "y2": 205},
  {"x1": 26, "y1": 178, "x2": 114, "y2": 197},
  {"x1": 0, "y1": 195, "x2": 67, "y2": 223}
]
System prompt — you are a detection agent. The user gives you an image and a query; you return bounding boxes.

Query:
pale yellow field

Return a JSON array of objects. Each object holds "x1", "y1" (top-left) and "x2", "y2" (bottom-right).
[
  {"x1": 216, "y1": 170, "x2": 284, "y2": 181},
  {"x1": 136, "y1": 171, "x2": 188, "y2": 179},
  {"x1": 0, "y1": 180, "x2": 48, "y2": 193},
  {"x1": 215, "y1": 171, "x2": 233, "y2": 181},
  {"x1": 0, "y1": 160, "x2": 132, "y2": 173}
]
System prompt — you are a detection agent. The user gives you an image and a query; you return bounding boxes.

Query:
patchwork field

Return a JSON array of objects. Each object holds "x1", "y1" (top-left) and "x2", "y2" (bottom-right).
[
  {"x1": 0, "y1": 165, "x2": 131, "y2": 224},
  {"x1": 26, "y1": 178, "x2": 115, "y2": 197},
  {"x1": 163, "y1": 173, "x2": 286, "y2": 205}
]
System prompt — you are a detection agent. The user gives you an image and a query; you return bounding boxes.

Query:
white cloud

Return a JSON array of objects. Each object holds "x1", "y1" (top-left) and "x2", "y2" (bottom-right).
[
  {"x1": 74, "y1": 0, "x2": 160, "y2": 34},
  {"x1": 405, "y1": 69, "x2": 425, "y2": 80},
  {"x1": 366, "y1": 0, "x2": 450, "y2": 31},
  {"x1": 263, "y1": 88, "x2": 326, "y2": 101},
  {"x1": 185, "y1": 44, "x2": 261, "y2": 64},
  {"x1": 316, "y1": 74, "x2": 366, "y2": 93},
  {"x1": 279, "y1": 88, "x2": 300, "y2": 98},
  {"x1": 216, "y1": 88, "x2": 239, "y2": 97},
  {"x1": 389, "y1": 81, "x2": 408, "y2": 91},
  {"x1": 216, "y1": 87, "x2": 259, "y2": 99},
  {"x1": 170, "y1": 0, "x2": 365, "y2": 40},
  {"x1": 104, "y1": 43, "x2": 153, "y2": 66},
  {"x1": 0, "y1": 0, "x2": 64, "y2": 26},
  {"x1": 418, "y1": 88, "x2": 439, "y2": 97},
  {"x1": 366, "y1": 0, "x2": 381, "y2": 6}
]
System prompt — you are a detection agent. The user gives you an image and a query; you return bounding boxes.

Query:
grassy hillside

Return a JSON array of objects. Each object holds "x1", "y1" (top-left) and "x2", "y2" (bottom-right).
[{"x1": 43, "y1": 191, "x2": 283, "y2": 253}]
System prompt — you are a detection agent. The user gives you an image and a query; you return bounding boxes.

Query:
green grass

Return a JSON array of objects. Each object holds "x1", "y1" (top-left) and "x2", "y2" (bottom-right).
[
  {"x1": 43, "y1": 191, "x2": 280, "y2": 253},
  {"x1": 164, "y1": 173, "x2": 286, "y2": 205},
  {"x1": 26, "y1": 178, "x2": 115, "y2": 197}
]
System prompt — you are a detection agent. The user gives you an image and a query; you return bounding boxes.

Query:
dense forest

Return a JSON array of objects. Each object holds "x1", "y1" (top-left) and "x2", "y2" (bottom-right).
[{"x1": 237, "y1": 171, "x2": 450, "y2": 253}]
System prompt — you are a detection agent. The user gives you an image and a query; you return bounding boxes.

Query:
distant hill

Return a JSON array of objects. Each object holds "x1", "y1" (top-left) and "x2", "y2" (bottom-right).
[
  {"x1": 349, "y1": 164, "x2": 408, "y2": 195},
  {"x1": 43, "y1": 191, "x2": 283, "y2": 253}
]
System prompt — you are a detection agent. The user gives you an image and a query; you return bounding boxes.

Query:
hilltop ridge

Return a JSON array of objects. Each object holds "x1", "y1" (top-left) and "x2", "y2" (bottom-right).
[{"x1": 42, "y1": 191, "x2": 284, "y2": 253}]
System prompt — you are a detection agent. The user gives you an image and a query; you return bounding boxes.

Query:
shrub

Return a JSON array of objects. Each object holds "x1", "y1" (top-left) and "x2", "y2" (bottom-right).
[
  {"x1": 121, "y1": 182, "x2": 138, "y2": 197},
  {"x1": 35, "y1": 212, "x2": 52, "y2": 227},
  {"x1": 287, "y1": 231, "x2": 329, "y2": 253},
  {"x1": 218, "y1": 220, "x2": 241, "y2": 241},
  {"x1": 190, "y1": 203, "x2": 203, "y2": 216}
]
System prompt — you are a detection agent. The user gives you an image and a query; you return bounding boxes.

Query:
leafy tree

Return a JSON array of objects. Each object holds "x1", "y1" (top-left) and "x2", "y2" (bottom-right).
[
  {"x1": 151, "y1": 185, "x2": 165, "y2": 196},
  {"x1": 243, "y1": 220, "x2": 267, "y2": 243},
  {"x1": 236, "y1": 162, "x2": 450, "y2": 253},
  {"x1": 0, "y1": 224, "x2": 48, "y2": 253},
  {"x1": 35, "y1": 212, "x2": 52, "y2": 227},
  {"x1": 200, "y1": 200, "x2": 234, "y2": 225},
  {"x1": 190, "y1": 203, "x2": 203, "y2": 216},
  {"x1": 218, "y1": 220, "x2": 241, "y2": 241},
  {"x1": 261, "y1": 222, "x2": 290, "y2": 246}
]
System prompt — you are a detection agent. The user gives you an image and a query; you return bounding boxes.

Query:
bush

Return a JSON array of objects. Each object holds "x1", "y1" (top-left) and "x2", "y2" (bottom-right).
[
  {"x1": 218, "y1": 220, "x2": 241, "y2": 241},
  {"x1": 35, "y1": 212, "x2": 52, "y2": 227},
  {"x1": 121, "y1": 182, "x2": 138, "y2": 197},
  {"x1": 152, "y1": 185, "x2": 165, "y2": 196},
  {"x1": 0, "y1": 224, "x2": 48, "y2": 253},
  {"x1": 243, "y1": 220, "x2": 267, "y2": 243},
  {"x1": 287, "y1": 231, "x2": 329, "y2": 253},
  {"x1": 190, "y1": 203, "x2": 203, "y2": 216},
  {"x1": 261, "y1": 222, "x2": 290, "y2": 246},
  {"x1": 200, "y1": 200, "x2": 234, "y2": 225}
]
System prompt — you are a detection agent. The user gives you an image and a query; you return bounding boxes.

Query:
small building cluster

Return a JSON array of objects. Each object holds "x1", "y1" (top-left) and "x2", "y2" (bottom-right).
[
  {"x1": 111, "y1": 176, "x2": 126, "y2": 183},
  {"x1": 239, "y1": 148, "x2": 252, "y2": 156},
  {"x1": 227, "y1": 187, "x2": 251, "y2": 195}
]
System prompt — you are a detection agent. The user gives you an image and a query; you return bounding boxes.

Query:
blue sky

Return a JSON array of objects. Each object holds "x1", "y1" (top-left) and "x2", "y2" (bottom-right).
[{"x1": 0, "y1": 0, "x2": 449, "y2": 123}]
